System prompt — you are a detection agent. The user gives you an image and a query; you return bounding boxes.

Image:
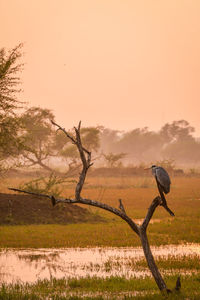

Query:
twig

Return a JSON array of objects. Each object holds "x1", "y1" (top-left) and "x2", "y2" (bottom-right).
[
  {"x1": 119, "y1": 198, "x2": 126, "y2": 214},
  {"x1": 8, "y1": 188, "x2": 51, "y2": 199}
]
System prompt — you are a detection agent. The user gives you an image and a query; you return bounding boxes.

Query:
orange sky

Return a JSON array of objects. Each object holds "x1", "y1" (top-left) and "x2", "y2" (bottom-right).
[{"x1": 1, "y1": 0, "x2": 200, "y2": 135}]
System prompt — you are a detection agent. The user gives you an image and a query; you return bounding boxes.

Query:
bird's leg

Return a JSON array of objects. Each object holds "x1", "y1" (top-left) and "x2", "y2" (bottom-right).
[
  {"x1": 156, "y1": 181, "x2": 175, "y2": 217},
  {"x1": 156, "y1": 180, "x2": 167, "y2": 206}
]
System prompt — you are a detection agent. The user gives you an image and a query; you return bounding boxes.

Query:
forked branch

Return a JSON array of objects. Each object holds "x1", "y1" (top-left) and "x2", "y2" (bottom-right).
[{"x1": 9, "y1": 121, "x2": 179, "y2": 294}]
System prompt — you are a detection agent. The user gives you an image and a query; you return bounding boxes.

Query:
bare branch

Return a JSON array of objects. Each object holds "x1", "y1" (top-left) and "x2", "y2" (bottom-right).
[
  {"x1": 77, "y1": 121, "x2": 81, "y2": 132},
  {"x1": 74, "y1": 125, "x2": 88, "y2": 169},
  {"x1": 51, "y1": 120, "x2": 77, "y2": 145},
  {"x1": 119, "y1": 198, "x2": 126, "y2": 214},
  {"x1": 69, "y1": 123, "x2": 92, "y2": 201},
  {"x1": 62, "y1": 196, "x2": 140, "y2": 235},
  {"x1": 8, "y1": 187, "x2": 51, "y2": 199},
  {"x1": 51, "y1": 120, "x2": 92, "y2": 201},
  {"x1": 8, "y1": 187, "x2": 140, "y2": 235},
  {"x1": 142, "y1": 196, "x2": 161, "y2": 230}
]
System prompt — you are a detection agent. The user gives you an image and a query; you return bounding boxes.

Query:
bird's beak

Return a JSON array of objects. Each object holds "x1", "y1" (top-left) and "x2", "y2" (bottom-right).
[{"x1": 144, "y1": 167, "x2": 151, "y2": 170}]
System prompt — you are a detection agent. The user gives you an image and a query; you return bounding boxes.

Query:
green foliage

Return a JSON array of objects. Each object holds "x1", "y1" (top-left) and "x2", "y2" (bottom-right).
[
  {"x1": 0, "y1": 44, "x2": 24, "y2": 164},
  {"x1": 0, "y1": 44, "x2": 24, "y2": 113},
  {"x1": 21, "y1": 107, "x2": 54, "y2": 139},
  {"x1": 18, "y1": 173, "x2": 74, "y2": 197},
  {"x1": 60, "y1": 144, "x2": 79, "y2": 160},
  {"x1": 20, "y1": 107, "x2": 55, "y2": 157}
]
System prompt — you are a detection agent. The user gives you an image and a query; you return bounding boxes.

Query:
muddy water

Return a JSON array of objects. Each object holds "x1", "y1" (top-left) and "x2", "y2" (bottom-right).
[{"x1": 0, "y1": 244, "x2": 200, "y2": 283}]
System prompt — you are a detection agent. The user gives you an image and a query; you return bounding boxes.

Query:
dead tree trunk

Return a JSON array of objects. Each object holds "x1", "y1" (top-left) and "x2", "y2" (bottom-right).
[{"x1": 9, "y1": 120, "x2": 180, "y2": 294}]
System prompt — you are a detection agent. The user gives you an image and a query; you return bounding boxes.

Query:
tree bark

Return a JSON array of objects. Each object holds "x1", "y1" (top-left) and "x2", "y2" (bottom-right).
[{"x1": 139, "y1": 227, "x2": 167, "y2": 291}]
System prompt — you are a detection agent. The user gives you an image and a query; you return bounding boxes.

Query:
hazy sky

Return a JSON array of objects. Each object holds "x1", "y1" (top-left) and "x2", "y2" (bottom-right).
[{"x1": 1, "y1": 0, "x2": 200, "y2": 134}]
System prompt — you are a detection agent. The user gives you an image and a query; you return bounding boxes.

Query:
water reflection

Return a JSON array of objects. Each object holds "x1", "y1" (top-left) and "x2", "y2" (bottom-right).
[{"x1": 0, "y1": 244, "x2": 199, "y2": 283}]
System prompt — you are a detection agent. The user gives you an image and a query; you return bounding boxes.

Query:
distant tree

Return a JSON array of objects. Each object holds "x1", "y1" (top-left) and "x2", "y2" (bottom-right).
[
  {"x1": 81, "y1": 127, "x2": 100, "y2": 152},
  {"x1": 20, "y1": 111, "x2": 101, "y2": 175},
  {"x1": 20, "y1": 107, "x2": 56, "y2": 172},
  {"x1": 116, "y1": 128, "x2": 162, "y2": 163},
  {"x1": 162, "y1": 139, "x2": 200, "y2": 164},
  {"x1": 160, "y1": 120, "x2": 195, "y2": 143},
  {"x1": 103, "y1": 152, "x2": 127, "y2": 167},
  {"x1": 99, "y1": 121, "x2": 200, "y2": 166},
  {"x1": 160, "y1": 120, "x2": 200, "y2": 164},
  {"x1": 99, "y1": 127, "x2": 120, "y2": 153}
]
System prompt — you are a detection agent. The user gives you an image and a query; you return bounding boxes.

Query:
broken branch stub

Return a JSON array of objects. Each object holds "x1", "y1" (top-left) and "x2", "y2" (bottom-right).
[{"x1": 9, "y1": 121, "x2": 180, "y2": 294}]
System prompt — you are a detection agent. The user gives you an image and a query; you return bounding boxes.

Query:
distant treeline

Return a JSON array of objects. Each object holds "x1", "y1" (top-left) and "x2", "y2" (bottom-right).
[
  {"x1": 1, "y1": 44, "x2": 200, "y2": 178},
  {"x1": 99, "y1": 120, "x2": 200, "y2": 167}
]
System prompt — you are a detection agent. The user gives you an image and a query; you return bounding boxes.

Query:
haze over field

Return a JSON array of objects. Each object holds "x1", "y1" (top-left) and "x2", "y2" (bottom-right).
[{"x1": 1, "y1": 0, "x2": 200, "y2": 135}]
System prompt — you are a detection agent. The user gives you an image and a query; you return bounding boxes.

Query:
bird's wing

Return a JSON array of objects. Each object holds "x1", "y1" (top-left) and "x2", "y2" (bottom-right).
[{"x1": 156, "y1": 167, "x2": 171, "y2": 194}]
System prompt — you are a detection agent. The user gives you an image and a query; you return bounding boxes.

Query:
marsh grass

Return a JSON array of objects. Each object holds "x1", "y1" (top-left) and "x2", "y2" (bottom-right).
[
  {"x1": 75, "y1": 255, "x2": 200, "y2": 276},
  {"x1": 0, "y1": 275, "x2": 200, "y2": 299},
  {"x1": 135, "y1": 254, "x2": 200, "y2": 270},
  {"x1": 18, "y1": 252, "x2": 59, "y2": 262}
]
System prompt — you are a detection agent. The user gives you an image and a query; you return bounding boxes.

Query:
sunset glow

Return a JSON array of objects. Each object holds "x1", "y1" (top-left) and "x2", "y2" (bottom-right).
[{"x1": 1, "y1": 0, "x2": 200, "y2": 134}]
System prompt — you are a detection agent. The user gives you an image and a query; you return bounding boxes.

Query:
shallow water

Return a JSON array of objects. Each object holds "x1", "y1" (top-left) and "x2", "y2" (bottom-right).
[{"x1": 0, "y1": 244, "x2": 200, "y2": 283}]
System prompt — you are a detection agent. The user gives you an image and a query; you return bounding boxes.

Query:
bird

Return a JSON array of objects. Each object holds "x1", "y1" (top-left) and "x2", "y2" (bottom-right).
[{"x1": 145, "y1": 165, "x2": 175, "y2": 216}]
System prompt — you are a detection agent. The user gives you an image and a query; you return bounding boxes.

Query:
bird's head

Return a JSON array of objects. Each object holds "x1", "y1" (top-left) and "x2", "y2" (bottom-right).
[
  {"x1": 151, "y1": 165, "x2": 157, "y2": 169},
  {"x1": 144, "y1": 165, "x2": 157, "y2": 170},
  {"x1": 144, "y1": 165, "x2": 158, "y2": 176}
]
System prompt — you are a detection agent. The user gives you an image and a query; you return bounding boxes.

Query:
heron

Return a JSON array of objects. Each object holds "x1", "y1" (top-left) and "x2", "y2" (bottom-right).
[{"x1": 145, "y1": 165, "x2": 175, "y2": 216}]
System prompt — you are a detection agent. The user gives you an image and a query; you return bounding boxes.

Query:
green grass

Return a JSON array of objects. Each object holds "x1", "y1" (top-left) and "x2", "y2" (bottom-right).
[
  {"x1": 0, "y1": 275, "x2": 200, "y2": 299},
  {"x1": 0, "y1": 176, "x2": 199, "y2": 248},
  {"x1": 0, "y1": 214, "x2": 199, "y2": 248}
]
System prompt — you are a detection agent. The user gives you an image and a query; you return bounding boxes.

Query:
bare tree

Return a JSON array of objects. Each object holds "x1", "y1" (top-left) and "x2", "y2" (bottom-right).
[{"x1": 9, "y1": 120, "x2": 180, "y2": 295}]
